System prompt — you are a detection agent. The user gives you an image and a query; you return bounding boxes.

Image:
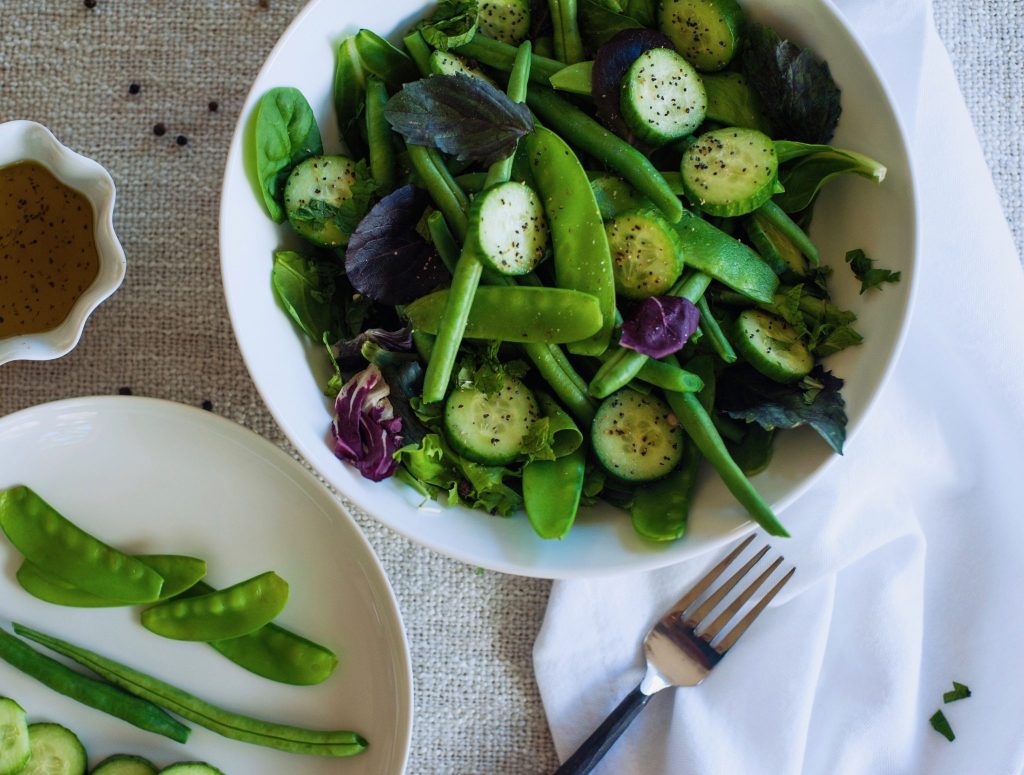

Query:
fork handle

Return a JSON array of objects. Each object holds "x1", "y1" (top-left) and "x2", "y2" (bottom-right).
[{"x1": 553, "y1": 683, "x2": 652, "y2": 775}]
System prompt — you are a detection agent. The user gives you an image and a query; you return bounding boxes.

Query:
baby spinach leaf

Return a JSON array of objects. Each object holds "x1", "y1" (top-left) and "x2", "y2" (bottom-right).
[
  {"x1": 775, "y1": 149, "x2": 887, "y2": 213},
  {"x1": 253, "y1": 88, "x2": 323, "y2": 222},
  {"x1": 419, "y1": 0, "x2": 480, "y2": 50},
  {"x1": 271, "y1": 251, "x2": 334, "y2": 341},
  {"x1": 345, "y1": 184, "x2": 449, "y2": 305},
  {"x1": 740, "y1": 23, "x2": 841, "y2": 145},
  {"x1": 845, "y1": 248, "x2": 901, "y2": 294},
  {"x1": 725, "y1": 425, "x2": 775, "y2": 476},
  {"x1": 719, "y1": 365, "x2": 848, "y2": 454},
  {"x1": 578, "y1": 0, "x2": 644, "y2": 51},
  {"x1": 384, "y1": 75, "x2": 534, "y2": 165}
]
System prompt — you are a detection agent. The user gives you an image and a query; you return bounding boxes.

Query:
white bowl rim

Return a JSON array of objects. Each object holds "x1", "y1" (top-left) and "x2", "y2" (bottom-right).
[
  {"x1": 218, "y1": 0, "x2": 921, "y2": 579},
  {"x1": 0, "y1": 120, "x2": 127, "y2": 366}
]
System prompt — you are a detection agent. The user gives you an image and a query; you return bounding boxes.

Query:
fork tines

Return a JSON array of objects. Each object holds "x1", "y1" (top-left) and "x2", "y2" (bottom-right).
[{"x1": 669, "y1": 534, "x2": 795, "y2": 655}]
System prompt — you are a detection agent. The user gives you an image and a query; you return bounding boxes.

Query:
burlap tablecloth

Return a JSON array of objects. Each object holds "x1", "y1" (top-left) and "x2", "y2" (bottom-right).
[{"x1": 0, "y1": 2, "x2": 1019, "y2": 772}]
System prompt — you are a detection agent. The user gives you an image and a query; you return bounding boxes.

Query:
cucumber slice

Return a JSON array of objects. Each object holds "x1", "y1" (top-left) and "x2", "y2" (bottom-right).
[
  {"x1": 21, "y1": 723, "x2": 86, "y2": 775},
  {"x1": 701, "y1": 72, "x2": 770, "y2": 133},
  {"x1": 284, "y1": 155, "x2": 362, "y2": 247},
  {"x1": 681, "y1": 127, "x2": 778, "y2": 217},
  {"x1": 428, "y1": 51, "x2": 494, "y2": 84},
  {"x1": 444, "y1": 378, "x2": 541, "y2": 465},
  {"x1": 468, "y1": 181, "x2": 549, "y2": 276},
  {"x1": 91, "y1": 754, "x2": 158, "y2": 775},
  {"x1": 478, "y1": 0, "x2": 531, "y2": 44},
  {"x1": 745, "y1": 212, "x2": 807, "y2": 279},
  {"x1": 658, "y1": 0, "x2": 744, "y2": 72},
  {"x1": 158, "y1": 764, "x2": 225, "y2": 775},
  {"x1": 620, "y1": 47, "x2": 706, "y2": 145},
  {"x1": 0, "y1": 698, "x2": 29, "y2": 775},
  {"x1": 734, "y1": 309, "x2": 813, "y2": 383},
  {"x1": 605, "y1": 208, "x2": 683, "y2": 299},
  {"x1": 591, "y1": 390, "x2": 684, "y2": 482}
]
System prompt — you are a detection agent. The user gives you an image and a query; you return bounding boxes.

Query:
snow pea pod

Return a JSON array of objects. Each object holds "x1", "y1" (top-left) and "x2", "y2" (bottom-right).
[
  {"x1": 182, "y1": 582, "x2": 338, "y2": 687},
  {"x1": 17, "y1": 554, "x2": 206, "y2": 609},
  {"x1": 365, "y1": 76, "x2": 396, "y2": 191},
  {"x1": 526, "y1": 125, "x2": 615, "y2": 356},
  {"x1": 630, "y1": 439, "x2": 699, "y2": 541},
  {"x1": 352, "y1": 29, "x2": 418, "y2": 85},
  {"x1": 523, "y1": 446, "x2": 586, "y2": 539},
  {"x1": 526, "y1": 86, "x2": 683, "y2": 222},
  {"x1": 0, "y1": 486, "x2": 164, "y2": 604},
  {"x1": 333, "y1": 36, "x2": 367, "y2": 160},
  {"x1": 536, "y1": 390, "x2": 583, "y2": 457},
  {"x1": 141, "y1": 571, "x2": 288, "y2": 642},
  {"x1": 405, "y1": 286, "x2": 603, "y2": 343}
]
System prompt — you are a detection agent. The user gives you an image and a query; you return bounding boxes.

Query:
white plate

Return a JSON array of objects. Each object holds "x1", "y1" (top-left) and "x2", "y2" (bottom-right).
[
  {"x1": 0, "y1": 397, "x2": 412, "y2": 774},
  {"x1": 219, "y1": 0, "x2": 918, "y2": 578}
]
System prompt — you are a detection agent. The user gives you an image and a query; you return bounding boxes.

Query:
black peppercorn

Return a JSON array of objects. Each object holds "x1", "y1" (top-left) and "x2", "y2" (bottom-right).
[
  {"x1": 84, "y1": 0, "x2": 97, "y2": 8},
  {"x1": 128, "y1": 83, "x2": 140, "y2": 95},
  {"x1": 208, "y1": 101, "x2": 219, "y2": 112},
  {"x1": 176, "y1": 135, "x2": 188, "y2": 146},
  {"x1": 153, "y1": 123, "x2": 166, "y2": 136}
]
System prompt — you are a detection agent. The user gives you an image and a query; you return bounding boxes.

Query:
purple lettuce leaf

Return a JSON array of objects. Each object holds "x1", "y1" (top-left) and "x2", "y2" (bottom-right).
[
  {"x1": 619, "y1": 296, "x2": 700, "y2": 359},
  {"x1": 331, "y1": 363, "x2": 404, "y2": 481}
]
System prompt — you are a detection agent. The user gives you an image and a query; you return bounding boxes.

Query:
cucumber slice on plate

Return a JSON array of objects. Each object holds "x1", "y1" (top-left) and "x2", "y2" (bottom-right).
[
  {"x1": 91, "y1": 755, "x2": 158, "y2": 775},
  {"x1": 478, "y1": 0, "x2": 531, "y2": 44},
  {"x1": 0, "y1": 698, "x2": 29, "y2": 775},
  {"x1": 444, "y1": 377, "x2": 541, "y2": 465},
  {"x1": 284, "y1": 155, "x2": 362, "y2": 247},
  {"x1": 467, "y1": 181, "x2": 549, "y2": 276},
  {"x1": 591, "y1": 389, "x2": 684, "y2": 482},
  {"x1": 605, "y1": 208, "x2": 683, "y2": 299},
  {"x1": 734, "y1": 309, "x2": 813, "y2": 383},
  {"x1": 158, "y1": 763, "x2": 225, "y2": 775},
  {"x1": 620, "y1": 47, "x2": 706, "y2": 145},
  {"x1": 21, "y1": 723, "x2": 86, "y2": 775},
  {"x1": 681, "y1": 127, "x2": 779, "y2": 216},
  {"x1": 658, "y1": 0, "x2": 744, "y2": 72}
]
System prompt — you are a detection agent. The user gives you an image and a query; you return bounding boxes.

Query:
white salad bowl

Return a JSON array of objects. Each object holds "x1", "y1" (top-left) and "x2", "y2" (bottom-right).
[
  {"x1": 220, "y1": 0, "x2": 918, "y2": 578},
  {"x1": 0, "y1": 120, "x2": 126, "y2": 366}
]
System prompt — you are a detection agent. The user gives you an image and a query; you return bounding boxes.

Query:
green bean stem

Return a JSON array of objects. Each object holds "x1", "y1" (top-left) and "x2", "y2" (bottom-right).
[
  {"x1": 696, "y1": 296, "x2": 737, "y2": 364},
  {"x1": 454, "y1": 37, "x2": 566, "y2": 85},
  {"x1": 402, "y1": 30, "x2": 433, "y2": 77},
  {"x1": 756, "y1": 199, "x2": 820, "y2": 265},
  {"x1": 549, "y1": 0, "x2": 586, "y2": 64},
  {"x1": 526, "y1": 86, "x2": 683, "y2": 222},
  {"x1": 406, "y1": 144, "x2": 469, "y2": 241},
  {"x1": 13, "y1": 624, "x2": 367, "y2": 757},
  {"x1": 365, "y1": 76, "x2": 397, "y2": 191},
  {"x1": 485, "y1": 42, "x2": 533, "y2": 188},
  {"x1": 0, "y1": 628, "x2": 190, "y2": 743}
]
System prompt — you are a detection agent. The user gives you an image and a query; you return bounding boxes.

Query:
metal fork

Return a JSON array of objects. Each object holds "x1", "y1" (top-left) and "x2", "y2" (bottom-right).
[{"x1": 553, "y1": 535, "x2": 795, "y2": 775}]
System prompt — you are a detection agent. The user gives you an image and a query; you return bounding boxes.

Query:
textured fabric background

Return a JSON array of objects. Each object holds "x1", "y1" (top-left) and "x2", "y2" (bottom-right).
[{"x1": 0, "y1": 2, "x2": 1019, "y2": 773}]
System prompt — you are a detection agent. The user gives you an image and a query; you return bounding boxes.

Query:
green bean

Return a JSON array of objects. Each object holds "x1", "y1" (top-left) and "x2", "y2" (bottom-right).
[
  {"x1": 407, "y1": 285, "x2": 603, "y2": 343},
  {"x1": 485, "y1": 41, "x2": 532, "y2": 187},
  {"x1": 662, "y1": 389, "x2": 788, "y2": 537},
  {"x1": 588, "y1": 272, "x2": 712, "y2": 398},
  {"x1": 637, "y1": 358, "x2": 704, "y2": 393},
  {"x1": 549, "y1": 0, "x2": 586, "y2": 64},
  {"x1": 141, "y1": 572, "x2": 289, "y2": 642},
  {"x1": 523, "y1": 343, "x2": 597, "y2": 425},
  {"x1": 402, "y1": 30, "x2": 433, "y2": 77},
  {"x1": 630, "y1": 439, "x2": 699, "y2": 541},
  {"x1": 426, "y1": 210, "x2": 460, "y2": 274},
  {"x1": 523, "y1": 446, "x2": 586, "y2": 539},
  {"x1": 0, "y1": 628, "x2": 190, "y2": 743},
  {"x1": 333, "y1": 36, "x2": 367, "y2": 159},
  {"x1": 13, "y1": 624, "x2": 367, "y2": 757},
  {"x1": 526, "y1": 86, "x2": 684, "y2": 222},
  {"x1": 0, "y1": 486, "x2": 165, "y2": 604},
  {"x1": 364, "y1": 76, "x2": 396, "y2": 191},
  {"x1": 544, "y1": 342, "x2": 590, "y2": 395},
  {"x1": 696, "y1": 296, "x2": 737, "y2": 364},
  {"x1": 454, "y1": 36, "x2": 566, "y2": 85},
  {"x1": 757, "y1": 199, "x2": 820, "y2": 265},
  {"x1": 407, "y1": 144, "x2": 469, "y2": 241},
  {"x1": 182, "y1": 582, "x2": 338, "y2": 687},
  {"x1": 353, "y1": 29, "x2": 418, "y2": 85},
  {"x1": 16, "y1": 555, "x2": 206, "y2": 609}
]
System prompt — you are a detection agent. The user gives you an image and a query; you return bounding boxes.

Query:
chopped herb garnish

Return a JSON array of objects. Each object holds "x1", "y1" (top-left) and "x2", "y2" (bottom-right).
[
  {"x1": 943, "y1": 681, "x2": 971, "y2": 704},
  {"x1": 845, "y1": 249, "x2": 901, "y2": 294},
  {"x1": 929, "y1": 709, "x2": 955, "y2": 742}
]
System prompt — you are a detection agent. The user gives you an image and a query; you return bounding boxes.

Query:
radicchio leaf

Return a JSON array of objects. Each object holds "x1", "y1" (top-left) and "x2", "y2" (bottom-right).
[
  {"x1": 619, "y1": 296, "x2": 700, "y2": 359},
  {"x1": 331, "y1": 363, "x2": 404, "y2": 481},
  {"x1": 345, "y1": 185, "x2": 449, "y2": 305},
  {"x1": 331, "y1": 327, "x2": 414, "y2": 369},
  {"x1": 592, "y1": 28, "x2": 674, "y2": 143}
]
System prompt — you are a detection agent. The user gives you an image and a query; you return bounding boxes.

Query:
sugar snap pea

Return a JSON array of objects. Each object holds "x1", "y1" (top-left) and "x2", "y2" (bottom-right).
[
  {"x1": 536, "y1": 390, "x2": 583, "y2": 457},
  {"x1": 333, "y1": 36, "x2": 367, "y2": 160},
  {"x1": 407, "y1": 144, "x2": 470, "y2": 241},
  {"x1": 0, "y1": 627, "x2": 190, "y2": 743},
  {"x1": 352, "y1": 29, "x2": 418, "y2": 85},
  {"x1": 630, "y1": 439, "x2": 700, "y2": 541},
  {"x1": 0, "y1": 486, "x2": 164, "y2": 604},
  {"x1": 523, "y1": 446, "x2": 586, "y2": 539},
  {"x1": 402, "y1": 30, "x2": 433, "y2": 76},
  {"x1": 141, "y1": 572, "x2": 289, "y2": 642},
  {"x1": 13, "y1": 624, "x2": 366, "y2": 757},
  {"x1": 549, "y1": 0, "x2": 586, "y2": 63}
]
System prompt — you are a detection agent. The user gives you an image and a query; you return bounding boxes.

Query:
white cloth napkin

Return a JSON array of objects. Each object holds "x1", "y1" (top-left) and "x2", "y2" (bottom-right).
[{"x1": 534, "y1": 2, "x2": 1024, "y2": 772}]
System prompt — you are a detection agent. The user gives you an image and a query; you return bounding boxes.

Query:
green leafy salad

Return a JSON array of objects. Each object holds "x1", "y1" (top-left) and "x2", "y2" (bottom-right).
[{"x1": 248, "y1": 0, "x2": 900, "y2": 541}]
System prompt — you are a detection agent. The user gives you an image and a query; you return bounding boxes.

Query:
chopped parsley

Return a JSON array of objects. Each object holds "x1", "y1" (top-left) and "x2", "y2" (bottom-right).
[
  {"x1": 845, "y1": 248, "x2": 901, "y2": 294},
  {"x1": 930, "y1": 710, "x2": 955, "y2": 742},
  {"x1": 943, "y1": 681, "x2": 971, "y2": 704}
]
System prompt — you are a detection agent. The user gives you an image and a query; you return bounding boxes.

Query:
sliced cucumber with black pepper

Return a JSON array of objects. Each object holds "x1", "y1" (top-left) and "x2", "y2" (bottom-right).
[
  {"x1": 468, "y1": 181, "x2": 549, "y2": 276},
  {"x1": 444, "y1": 377, "x2": 541, "y2": 465},
  {"x1": 658, "y1": 0, "x2": 744, "y2": 72},
  {"x1": 745, "y1": 211, "x2": 807, "y2": 278},
  {"x1": 681, "y1": 127, "x2": 778, "y2": 216},
  {"x1": 284, "y1": 155, "x2": 363, "y2": 247},
  {"x1": 606, "y1": 208, "x2": 683, "y2": 299},
  {"x1": 21, "y1": 723, "x2": 86, "y2": 775},
  {"x1": 734, "y1": 309, "x2": 813, "y2": 383},
  {"x1": 591, "y1": 389, "x2": 684, "y2": 482},
  {"x1": 478, "y1": 0, "x2": 531, "y2": 44},
  {"x1": 0, "y1": 698, "x2": 29, "y2": 775},
  {"x1": 158, "y1": 763, "x2": 225, "y2": 775},
  {"x1": 91, "y1": 755, "x2": 158, "y2": 775},
  {"x1": 620, "y1": 47, "x2": 707, "y2": 145},
  {"x1": 428, "y1": 51, "x2": 494, "y2": 84}
]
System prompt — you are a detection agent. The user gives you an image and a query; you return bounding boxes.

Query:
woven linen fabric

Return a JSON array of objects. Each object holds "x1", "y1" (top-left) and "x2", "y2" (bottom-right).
[{"x1": 0, "y1": 1, "x2": 1020, "y2": 774}]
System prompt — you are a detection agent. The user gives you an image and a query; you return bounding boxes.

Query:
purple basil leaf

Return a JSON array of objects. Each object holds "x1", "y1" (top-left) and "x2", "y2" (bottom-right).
[
  {"x1": 331, "y1": 326, "x2": 414, "y2": 369},
  {"x1": 619, "y1": 296, "x2": 700, "y2": 359},
  {"x1": 592, "y1": 29, "x2": 674, "y2": 144},
  {"x1": 383, "y1": 74, "x2": 534, "y2": 165},
  {"x1": 345, "y1": 185, "x2": 449, "y2": 305},
  {"x1": 331, "y1": 363, "x2": 404, "y2": 481}
]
